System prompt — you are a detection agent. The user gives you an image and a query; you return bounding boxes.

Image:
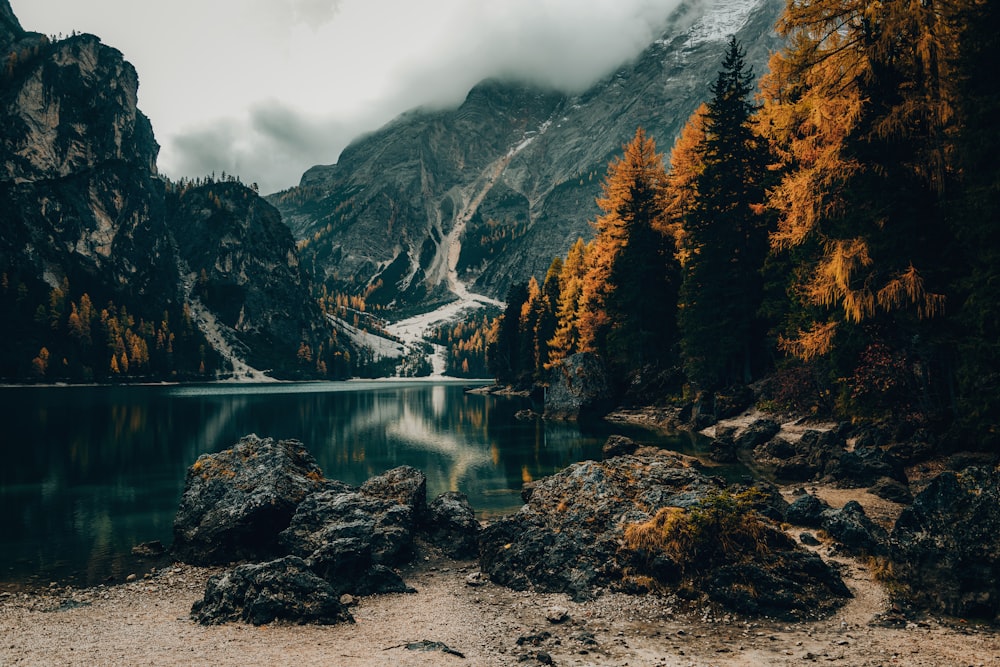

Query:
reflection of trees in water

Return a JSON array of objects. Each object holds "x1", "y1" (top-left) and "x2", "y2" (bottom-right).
[{"x1": 0, "y1": 384, "x2": 708, "y2": 588}]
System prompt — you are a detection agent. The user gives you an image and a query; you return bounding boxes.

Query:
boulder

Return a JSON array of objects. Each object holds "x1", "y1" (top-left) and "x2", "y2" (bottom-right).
[
  {"x1": 279, "y1": 491, "x2": 415, "y2": 595},
  {"x1": 191, "y1": 556, "x2": 352, "y2": 626},
  {"x1": 172, "y1": 435, "x2": 333, "y2": 565},
  {"x1": 773, "y1": 457, "x2": 823, "y2": 482},
  {"x1": 785, "y1": 493, "x2": 831, "y2": 528},
  {"x1": 543, "y1": 353, "x2": 612, "y2": 420},
  {"x1": 736, "y1": 419, "x2": 781, "y2": 450},
  {"x1": 480, "y1": 453, "x2": 850, "y2": 617},
  {"x1": 786, "y1": 494, "x2": 887, "y2": 555},
  {"x1": 360, "y1": 465, "x2": 427, "y2": 518},
  {"x1": 704, "y1": 550, "x2": 851, "y2": 618},
  {"x1": 820, "y1": 501, "x2": 887, "y2": 556},
  {"x1": 890, "y1": 466, "x2": 1000, "y2": 619},
  {"x1": 278, "y1": 466, "x2": 432, "y2": 596},
  {"x1": 425, "y1": 491, "x2": 479, "y2": 559},
  {"x1": 481, "y1": 453, "x2": 721, "y2": 600},
  {"x1": 869, "y1": 477, "x2": 913, "y2": 504},
  {"x1": 828, "y1": 447, "x2": 906, "y2": 487},
  {"x1": 602, "y1": 435, "x2": 639, "y2": 459}
]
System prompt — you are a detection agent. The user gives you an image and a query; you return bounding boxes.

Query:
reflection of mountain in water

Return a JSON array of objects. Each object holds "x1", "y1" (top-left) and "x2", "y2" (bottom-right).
[{"x1": 0, "y1": 382, "x2": 721, "y2": 588}]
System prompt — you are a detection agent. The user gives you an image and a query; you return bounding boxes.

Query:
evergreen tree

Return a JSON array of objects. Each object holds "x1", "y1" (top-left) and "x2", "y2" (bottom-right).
[
  {"x1": 678, "y1": 38, "x2": 773, "y2": 391},
  {"x1": 577, "y1": 128, "x2": 679, "y2": 374},
  {"x1": 548, "y1": 238, "x2": 588, "y2": 365},
  {"x1": 758, "y1": 0, "x2": 958, "y2": 414},
  {"x1": 950, "y1": 0, "x2": 1000, "y2": 431},
  {"x1": 488, "y1": 282, "x2": 529, "y2": 385}
]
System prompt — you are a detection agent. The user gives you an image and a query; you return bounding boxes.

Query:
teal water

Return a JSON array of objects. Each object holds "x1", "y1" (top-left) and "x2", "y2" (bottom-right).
[{"x1": 0, "y1": 380, "x2": 723, "y2": 590}]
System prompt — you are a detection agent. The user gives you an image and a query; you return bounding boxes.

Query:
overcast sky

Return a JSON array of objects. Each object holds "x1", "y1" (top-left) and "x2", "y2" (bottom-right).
[{"x1": 13, "y1": 0, "x2": 682, "y2": 193}]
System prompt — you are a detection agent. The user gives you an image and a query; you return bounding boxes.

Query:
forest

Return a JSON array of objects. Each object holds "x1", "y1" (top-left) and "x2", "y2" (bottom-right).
[{"x1": 486, "y1": 0, "x2": 1000, "y2": 445}]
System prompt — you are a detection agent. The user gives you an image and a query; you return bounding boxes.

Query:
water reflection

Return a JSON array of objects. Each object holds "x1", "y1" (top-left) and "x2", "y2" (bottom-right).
[{"x1": 0, "y1": 381, "x2": 727, "y2": 589}]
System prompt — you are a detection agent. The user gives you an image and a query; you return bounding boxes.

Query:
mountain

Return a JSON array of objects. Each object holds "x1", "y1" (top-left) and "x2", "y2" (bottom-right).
[
  {"x1": 270, "y1": 0, "x2": 785, "y2": 310},
  {"x1": 0, "y1": 0, "x2": 343, "y2": 382}
]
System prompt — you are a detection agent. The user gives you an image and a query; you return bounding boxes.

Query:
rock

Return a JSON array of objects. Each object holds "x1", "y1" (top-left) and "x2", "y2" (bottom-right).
[
  {"x1": 481, "y1": 453, "x2": 722, "y2": 600},
  {"x1": 191, "y1": 556, "x2": 352, "y2": 626},
  {"x1": 755, "y1": 437, "x2": 796, "y2": 461},
  {"x1": 820, "y1": 501, "x2": 887, "y2": 556},
  {"x1": 736, "y1": 419, "x2": 781, "y2": 449},
  {"x1": 425, "y1": 491, "x2": 480, "y2": 559},
  {"x1": 785, "y1": 494, "x2": 831, "y2": 528},
  {"x1": 403, "y1": 641, "x2": 465, "y2": 658},
  {"x1": 543, "y1": 353, "x2": 613, "y2": 420},
  {"x1": 546, "y1": 606, "x2": 570, "y2": 623},
  {"x1": 869, "y1": 477, "x2": 913, "y2": 504},
  {"x1": 829, "y1": 447, "x2": 906, "y2": 487},
  {"x1": 279, "y1": 488, "x2": 416, "y2": 595},
  {"x1": 603, "y1": 435, "x2": 639, "y2": 459},
  {"x1": 890, "y1": 466, "x2": 1000, "y2": 619},
  {"x1": 465, "y1": 571, "x2": 487, "y2": 587},
  {"x1": 360, "y1": 465, "x2": 427, "y2": 518},
  {"x1": 800, "y1": 532, "x2": 821, "y2": 546},
  {"x1": 773, "y1": 457, "x2": 822, "y2": 482},
  {"x1": 704, "y1": 550, "x2": 851, "y2": 618},
  {"x1": 339, "y1": 594, "x2": 356, "y2": 606},
  {"x1": 126, "y1": 573, "x2": 137, "y2": 582},
  {"x1": 171, "y1": 435, "x2": 332, "y2": 565},
  {"x1": 744, "y1": 480, "x2": 790, "y2": 522},
  {"x1": 709, "y1": 438, "x2": 738, "y2": 463},
  {"x1": 131, "y1": 540, "x2": 166, "y2": 557},
  {"x1": 479, "y1": 452, "x2": 849, "y2": 617}
]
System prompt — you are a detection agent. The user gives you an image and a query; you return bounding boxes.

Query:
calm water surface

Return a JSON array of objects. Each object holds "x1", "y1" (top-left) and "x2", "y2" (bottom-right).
[{"x1": 0, "y1": 380, "x2": 724, "y2": 589}]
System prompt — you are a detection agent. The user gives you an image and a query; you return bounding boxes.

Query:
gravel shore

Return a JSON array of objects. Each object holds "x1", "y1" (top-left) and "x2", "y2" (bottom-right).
[{"x1": 3, "y1": 534, "x2": 1000, "y2": 667}]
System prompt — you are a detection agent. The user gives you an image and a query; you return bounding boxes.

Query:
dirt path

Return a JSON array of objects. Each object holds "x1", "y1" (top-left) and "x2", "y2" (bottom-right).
[{"x1": 3, "y1": 541, "x2": 998, "y2": 667}]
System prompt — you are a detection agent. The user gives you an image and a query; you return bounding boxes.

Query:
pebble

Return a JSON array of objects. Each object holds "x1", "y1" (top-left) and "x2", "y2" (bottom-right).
[
  {"x1": 546, "y1": 606, "x2": 570, "y2": 624},
  {"x1": 465, "y1": 571, "x2": 487, "y2": 587}
]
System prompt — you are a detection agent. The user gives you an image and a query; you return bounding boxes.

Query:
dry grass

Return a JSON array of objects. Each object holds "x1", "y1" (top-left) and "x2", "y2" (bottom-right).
[{"x1": 622, "y1": 490, "x2": 773, "y2": 577}]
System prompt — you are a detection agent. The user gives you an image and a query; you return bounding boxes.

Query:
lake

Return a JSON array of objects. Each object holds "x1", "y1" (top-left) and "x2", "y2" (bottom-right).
[{"x1": 0, "y1": 380, "x2": 721, "y2": 590}]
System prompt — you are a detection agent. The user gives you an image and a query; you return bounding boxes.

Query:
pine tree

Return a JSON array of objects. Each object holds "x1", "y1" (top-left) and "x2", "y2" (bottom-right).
[
  {"x1": 950, "y1": 0, "x2": 1000, "y2": 429},
  {"x1": 678, "y1": 38, "x2": 773, "y2": 391},
  {"x1": 759, "y1": 0, "x2": 954, "y2": 357}
]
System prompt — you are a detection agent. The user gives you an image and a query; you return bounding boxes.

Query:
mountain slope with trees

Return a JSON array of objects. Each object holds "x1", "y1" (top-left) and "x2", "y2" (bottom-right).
[
  {"x1": 491, "y1": 0, "x2": 1000, "y2": 447},
  {"x1": 0, "y1": 0, "x2": 348, "y2": 382}
]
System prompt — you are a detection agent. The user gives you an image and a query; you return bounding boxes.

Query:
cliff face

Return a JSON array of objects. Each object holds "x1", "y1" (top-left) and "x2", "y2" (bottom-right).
[
  {"x1": 271, "y1": 0, "x2": 785, "y2": 308},
  {"x1": 166, "y1": 182, "x2": 336, "y2": 377},
  {"x1": 0, "y1": 25, "x2": 178, "y2": 321},
  {"x1": 0, "y1": 0, "x2": 339, "y2": 381}
]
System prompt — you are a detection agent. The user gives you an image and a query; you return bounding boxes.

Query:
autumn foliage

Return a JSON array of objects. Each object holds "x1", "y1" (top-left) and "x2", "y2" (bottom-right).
[{"x1": 489, "y1": 1, "x2": 1000, "y2": 431}]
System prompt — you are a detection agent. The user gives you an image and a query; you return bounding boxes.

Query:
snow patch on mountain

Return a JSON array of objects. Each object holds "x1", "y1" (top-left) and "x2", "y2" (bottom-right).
[{"x1": 684, "y1": 0, "x2": 759, "y2": 47}]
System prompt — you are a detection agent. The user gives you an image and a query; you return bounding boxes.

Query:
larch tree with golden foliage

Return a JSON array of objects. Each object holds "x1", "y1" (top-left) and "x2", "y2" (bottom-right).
[
  {"x1": 576, "y1": 127, "x2": 680, "y2": 373},
  {"x1": 759, "y1": 0, "x2": 956, "y2": 373},
  {"x1": 548, "y1": 237, "x2": 588, "y2": 366}
]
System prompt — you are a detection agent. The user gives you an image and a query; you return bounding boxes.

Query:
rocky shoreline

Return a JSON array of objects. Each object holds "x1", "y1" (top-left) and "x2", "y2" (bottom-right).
[
  {"x1": 4, "y1": 412, "x2": 1000, "y2": 664},
  {"x1": 3, "y1": 520, "x2": 999, "y2": 666}
]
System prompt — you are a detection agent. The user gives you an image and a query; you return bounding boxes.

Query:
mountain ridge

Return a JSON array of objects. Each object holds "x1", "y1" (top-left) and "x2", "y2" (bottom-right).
[
  {"x1": 0, "y1": 1, "x2": 346, "y2": 381},
  {"x1": 270, "y1": 0, "x2": 784, "y2": 310}
]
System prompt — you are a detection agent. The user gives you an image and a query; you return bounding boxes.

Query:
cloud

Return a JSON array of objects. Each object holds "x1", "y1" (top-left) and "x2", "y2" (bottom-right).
[
  {"x1": 162, "y1": 101, "x2": 363, "y2": 194},
  {"x1": 289, "y1": 0, "x2": 342, "y2": 27},
  {"x1": 160, "y1": 0, "x2": 687, "y2": 193}
]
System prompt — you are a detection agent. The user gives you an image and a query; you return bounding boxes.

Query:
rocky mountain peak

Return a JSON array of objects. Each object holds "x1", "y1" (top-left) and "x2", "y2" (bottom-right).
[
  {"x1": 0, "y1": 0, "x2": 23, "y2": 50},
  {"x1": 0, "y1": 3, "x2": 345, "y2": 382},
  {"x1": 270, "y1": 0, "x2": 785, "y2": 313}
]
